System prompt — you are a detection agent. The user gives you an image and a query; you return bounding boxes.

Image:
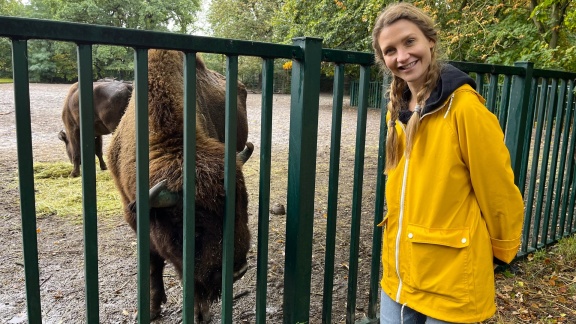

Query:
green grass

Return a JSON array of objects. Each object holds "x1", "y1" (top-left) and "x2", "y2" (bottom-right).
[
  {"x1": 29, "y1": 161, "x2": 123, "y2": 223},
  {"x1": 556, "y1": 234, "x2": 576, "y2": 263},
  {"x1": 0, "y1": 78, "x2": 13, "y2": 84}
]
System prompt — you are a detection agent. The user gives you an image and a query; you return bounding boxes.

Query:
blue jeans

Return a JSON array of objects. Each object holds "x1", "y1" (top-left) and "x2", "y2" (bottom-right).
[{"x1": 380, "y1": 290, "x2": 458, "y2": 324}]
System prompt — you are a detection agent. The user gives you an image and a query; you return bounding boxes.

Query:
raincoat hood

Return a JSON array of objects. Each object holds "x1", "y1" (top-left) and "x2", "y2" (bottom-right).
[{"x1": 399, "y1": 64, "x2": 476, "y2": 123}]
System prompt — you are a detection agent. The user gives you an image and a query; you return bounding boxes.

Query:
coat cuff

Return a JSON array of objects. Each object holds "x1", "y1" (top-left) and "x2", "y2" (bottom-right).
[{"x1": 491, "y1": 235, "x2": 521, "y2": 264}]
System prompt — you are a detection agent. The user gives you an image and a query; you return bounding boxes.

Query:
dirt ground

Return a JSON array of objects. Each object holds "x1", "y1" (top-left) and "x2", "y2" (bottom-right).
[
  {"x1": 0, "y1": 83, "x2": 383, "y2": 323},
  {"x1": 1, "y1": 83, "x2": 574, "y2": 324}
]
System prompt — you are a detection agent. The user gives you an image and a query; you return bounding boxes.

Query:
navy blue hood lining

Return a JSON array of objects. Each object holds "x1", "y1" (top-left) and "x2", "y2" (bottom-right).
[{"x1": 398, "y1": 64, "x2": 476, "y2": 124}]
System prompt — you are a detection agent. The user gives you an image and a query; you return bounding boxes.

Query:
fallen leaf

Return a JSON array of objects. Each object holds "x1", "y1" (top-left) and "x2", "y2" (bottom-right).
[{"x1": 502, "y1": 285, "x2": 513, "y2": 292}]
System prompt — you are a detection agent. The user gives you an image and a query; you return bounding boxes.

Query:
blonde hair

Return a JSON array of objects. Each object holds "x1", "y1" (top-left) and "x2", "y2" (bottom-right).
[{"x1": 372, "y1": 2, "x2": 442, "y2": 172}]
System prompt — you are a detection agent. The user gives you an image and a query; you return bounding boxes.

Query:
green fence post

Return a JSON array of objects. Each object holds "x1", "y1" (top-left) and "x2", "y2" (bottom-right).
[
  {"x1": 366, "y1": 74, "x2": 390, "y2": 323},
  {"x1": 222, "y1": 55, "x2": 239, "y2": 324},
  {"x1": 505, "y1": 62, "x2": 533, "y2": 189},
  {"x1": 283, "y1": 37, "x2": 322, "y2": 324},
  {"x1": 322, "y1": 63, "x2": 345, "y2": 324},
  {"x1": 182, "y1": 52, "x2": 197, "y2": 324},
  {"x1": 256, "y1": 58, "x2": 275, "y2": 324},
  {"x1": 12, "y1": 38, "x2": 42, "y2": 324},
  {"x1": 134, "y1": 48, "x2": 150, "y2": 324},
  {"x1": 77, "y1": 43, "x2": 100, "y2": 323},
  {"x1": 346, "y1": 65, "x2": 370, "y2": 323}
]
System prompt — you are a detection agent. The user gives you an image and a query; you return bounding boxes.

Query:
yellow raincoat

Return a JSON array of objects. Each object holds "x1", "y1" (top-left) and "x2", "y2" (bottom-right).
[{"x1": 381, "y1": 84, "x2": 524, "y2": 322}]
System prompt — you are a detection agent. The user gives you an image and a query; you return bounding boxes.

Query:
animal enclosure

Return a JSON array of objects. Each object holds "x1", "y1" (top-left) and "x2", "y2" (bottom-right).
[{"x1": 1, "y1": 14, "x2": 576, "y2": 324}]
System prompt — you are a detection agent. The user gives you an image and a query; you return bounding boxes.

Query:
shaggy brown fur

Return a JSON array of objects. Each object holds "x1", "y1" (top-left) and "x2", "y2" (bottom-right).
[
  {"x1": 196, "y1": 57, "x2": 249, "y2": 152},
  {"x1": 58, "y1": 80, "x2": 132, "y2": 177},
  {"x1": 107, "y1": 49, "x2": 251, "y2": 322}
]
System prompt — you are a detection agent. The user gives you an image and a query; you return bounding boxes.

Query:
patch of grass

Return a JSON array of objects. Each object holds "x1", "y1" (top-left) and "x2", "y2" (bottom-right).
[
  {"x1": 31, "y1": 161, "x2": 122, "y2": 223},
  {"x1": 0, "y1": 78, "x2": 13, "y2": 84},
  {"x1": 556, "y1": 234, "x2": 576, "y2": 262}
]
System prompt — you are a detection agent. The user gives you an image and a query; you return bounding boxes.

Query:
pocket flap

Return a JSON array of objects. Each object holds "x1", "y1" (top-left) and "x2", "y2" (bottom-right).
[
  {"x1": 406, "y1": 224, "x2": 470, "y2": 248},
  {"x1": 377, "y1": 215, "x2": 388, "y2": 227}
]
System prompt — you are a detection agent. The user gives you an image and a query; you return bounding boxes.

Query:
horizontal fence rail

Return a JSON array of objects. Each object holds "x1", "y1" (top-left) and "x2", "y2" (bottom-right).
[{"x1": 1, "y1": 14, "x2": 576, "y2": 324}]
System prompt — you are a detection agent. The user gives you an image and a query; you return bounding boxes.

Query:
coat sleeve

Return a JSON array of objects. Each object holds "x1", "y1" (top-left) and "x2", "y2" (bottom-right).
[{"x1": 453, "y1": 89, "x2": 524, "y2": 264}]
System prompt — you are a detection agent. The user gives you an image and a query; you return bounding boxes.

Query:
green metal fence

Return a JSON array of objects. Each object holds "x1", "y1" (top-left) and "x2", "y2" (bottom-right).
[
  {"x1": 1, "y1": 16, "x2": 379, "y2": 324},
  {"x1": 1, "y1": 15, "x2": 576, "y2": 324}
]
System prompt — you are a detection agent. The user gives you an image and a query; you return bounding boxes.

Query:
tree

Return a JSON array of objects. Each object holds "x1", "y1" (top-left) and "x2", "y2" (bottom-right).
[
  {"x1": 416, "y1": 0, "x2": 576, "y2": 71},
  {"x1": 207, "y1": 0, "x2": 285, "y2": 90},
  {"x1": 1, "y1": 0, "x2": 203, "y2": 82},
  {"x1": 271, "y1": 0, "x2": 383, "y2": 51}
]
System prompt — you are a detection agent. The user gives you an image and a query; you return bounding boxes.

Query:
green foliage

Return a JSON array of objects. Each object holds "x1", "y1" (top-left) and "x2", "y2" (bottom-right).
[
  {"x1": 208, "y1": 0, "x2": 281, "y2": 42},
  {"x1": 418, "y1": 0, "x2": 576, "y2": 71},
  {"x1": 271, "y1": 0, "x2": 383, "y2": 51},
  {"x1": 2, "y1": 0, "x2": 575, "y2": 83},
  {"x1": 0, "y1": 0, "x2": 201, "y2": 82}
]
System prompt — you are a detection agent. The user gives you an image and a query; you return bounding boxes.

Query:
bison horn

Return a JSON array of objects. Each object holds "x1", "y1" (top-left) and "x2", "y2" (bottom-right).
[
  {"x1": 233, "y1": 262, "x2": 249, "y2": 281},
  {"x1": 237, "y1": 142, "x2": 254, "y2": 164},
  {"x1": 149, "y1": 179, "x2": 180, "y2": 208}
]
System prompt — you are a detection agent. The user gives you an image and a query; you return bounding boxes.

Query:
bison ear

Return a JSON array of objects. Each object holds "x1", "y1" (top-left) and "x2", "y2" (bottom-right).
[{"x1": 58, "y1": 130, "x2": 67, "y2": 143}]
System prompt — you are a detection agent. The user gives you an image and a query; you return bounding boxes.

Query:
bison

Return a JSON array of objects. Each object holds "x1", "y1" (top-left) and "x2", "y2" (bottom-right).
[
  {"x1": 107, "y1": 49, "x2": 252, "y2": 322},
  {"x1": 58, "y1": 80, "x2": 133, "y2": 177}
]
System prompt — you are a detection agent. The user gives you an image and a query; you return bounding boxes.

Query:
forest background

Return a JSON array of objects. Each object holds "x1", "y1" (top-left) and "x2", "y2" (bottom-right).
[{"x1": 0, "y1": 0, "x2": 575, "y2": 88}]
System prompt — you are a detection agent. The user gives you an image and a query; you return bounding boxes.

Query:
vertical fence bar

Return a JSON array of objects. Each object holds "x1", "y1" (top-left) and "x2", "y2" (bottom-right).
[
  {"x1": 506, "y1": 62, "x2": 534, "y2": 188},
  {"x1": 541, "y1": 79, "x2": 559, "y2": 246},
  {"x1": 182, "y1": 52, "x2": 197, "y2": 324},
  {"x1": 475, "y1": 73, "x2": 485, "y2": 95},
  {"x1": 221, "y1": 55, "x2": 239, "y2": 324},
  {"x1": 346, "y1": 65, "x2": 370, "y2": 324},
  {"x1": 11, "y1": 38, "x2": 42, "y2": 324},
  {"x1": 322, "y1": 63, "x2": 345, "y2": 324},
  {"x1": 77, "y1": 43, "x2": 100, "y2": 323},
  {"x1": 518, "y1": 79, "x2": 538, "y2": 196},
  {"x1": 255, "y1": 58, "x2": 274, "y2": 324},
  {"x1": 366, "y1": 74, "x2": 389, "y2": 323},
  {"x1": 498, "y1": 75, "x2": 512, "y2": 130},
  {"x1": 134, "y1": 48, "x2": 150, "y2": 324},
  {"x1": 559, "y1": 80, "x2": 576, "y2": 237},
  {"x1": 486, "y1": 74, "x2": 498, "y2": 113},
  {"x1": 528, "y1": 78, "x2": 549, "y2": 251},
  {"x1": 550, "y1": 80, "x2": 568, "y2": 241},
  {"x1": 283, "y1": 37, "x2": 322, "y2": 324},
  {"x1": 521, "y1": 79, "x2": 548, "y2": 253}
]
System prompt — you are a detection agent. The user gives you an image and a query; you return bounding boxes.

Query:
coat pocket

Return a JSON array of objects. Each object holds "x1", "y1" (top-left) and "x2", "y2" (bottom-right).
[{"x1": 406, "y1": 224, "x2": 471, "y2": 303}]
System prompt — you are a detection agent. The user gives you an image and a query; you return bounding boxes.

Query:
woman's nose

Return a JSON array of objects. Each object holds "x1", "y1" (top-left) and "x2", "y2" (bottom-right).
[{"x1": 397, "y1": 48, "x2": 409, "y2": 62}]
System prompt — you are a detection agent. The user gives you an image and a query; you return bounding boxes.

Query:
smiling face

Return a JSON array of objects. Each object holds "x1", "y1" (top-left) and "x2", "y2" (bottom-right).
[{"x1": 377, "y1": 19, "x2": 435, "y2": 93}]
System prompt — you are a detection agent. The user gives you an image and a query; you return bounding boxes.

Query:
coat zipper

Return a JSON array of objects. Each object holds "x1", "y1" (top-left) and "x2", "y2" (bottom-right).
[
  {"x1": 395, "y1": 125, "x2": 410, "y2": 303},
  {"x1": 393, "y1": 97, "x2": 452, "y2": 303}
]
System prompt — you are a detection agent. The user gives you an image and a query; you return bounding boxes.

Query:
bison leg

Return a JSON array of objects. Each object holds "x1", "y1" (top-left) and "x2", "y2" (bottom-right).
[
  {"x1": 194, "y1": 291, "x2": 212, "y2": 323},
  {"x1": 70, "y1": 164, "x2": 80, "y2": 178},
  {"x1": 95, "y1": 135, "x2": 107, "y2": 171},
  {"x1": 150, "y1": 251, "x2": 167, "y2": 319}
]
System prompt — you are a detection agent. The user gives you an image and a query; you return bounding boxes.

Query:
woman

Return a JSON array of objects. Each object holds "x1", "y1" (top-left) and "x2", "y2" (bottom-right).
[{"x1": 372, "y1": 3, "x2": 524, "y2": 323}]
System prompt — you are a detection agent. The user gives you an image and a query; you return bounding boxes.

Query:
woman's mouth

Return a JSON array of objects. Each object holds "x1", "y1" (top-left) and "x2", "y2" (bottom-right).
[{"x1": 399, "y1": 60, "x2": 417, "y2": 70}]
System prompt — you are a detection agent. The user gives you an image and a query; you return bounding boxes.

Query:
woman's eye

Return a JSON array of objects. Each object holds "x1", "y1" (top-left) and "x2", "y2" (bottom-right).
[
  {"x1": 406, "y1": 38, "x2": 415, "y2": 45},
  {"x1": 383, "y1": 48, "x2": 395, "y2": 55}
]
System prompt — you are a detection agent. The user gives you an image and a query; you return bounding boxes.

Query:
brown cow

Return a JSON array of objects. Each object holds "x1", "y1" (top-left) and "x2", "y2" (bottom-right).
[
  {"x1": 107, "y1": 49, "x2": 252, "y2": 322},
  {"x1": 58, "y1": 80, "x2": 132, "y2": 177}
]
